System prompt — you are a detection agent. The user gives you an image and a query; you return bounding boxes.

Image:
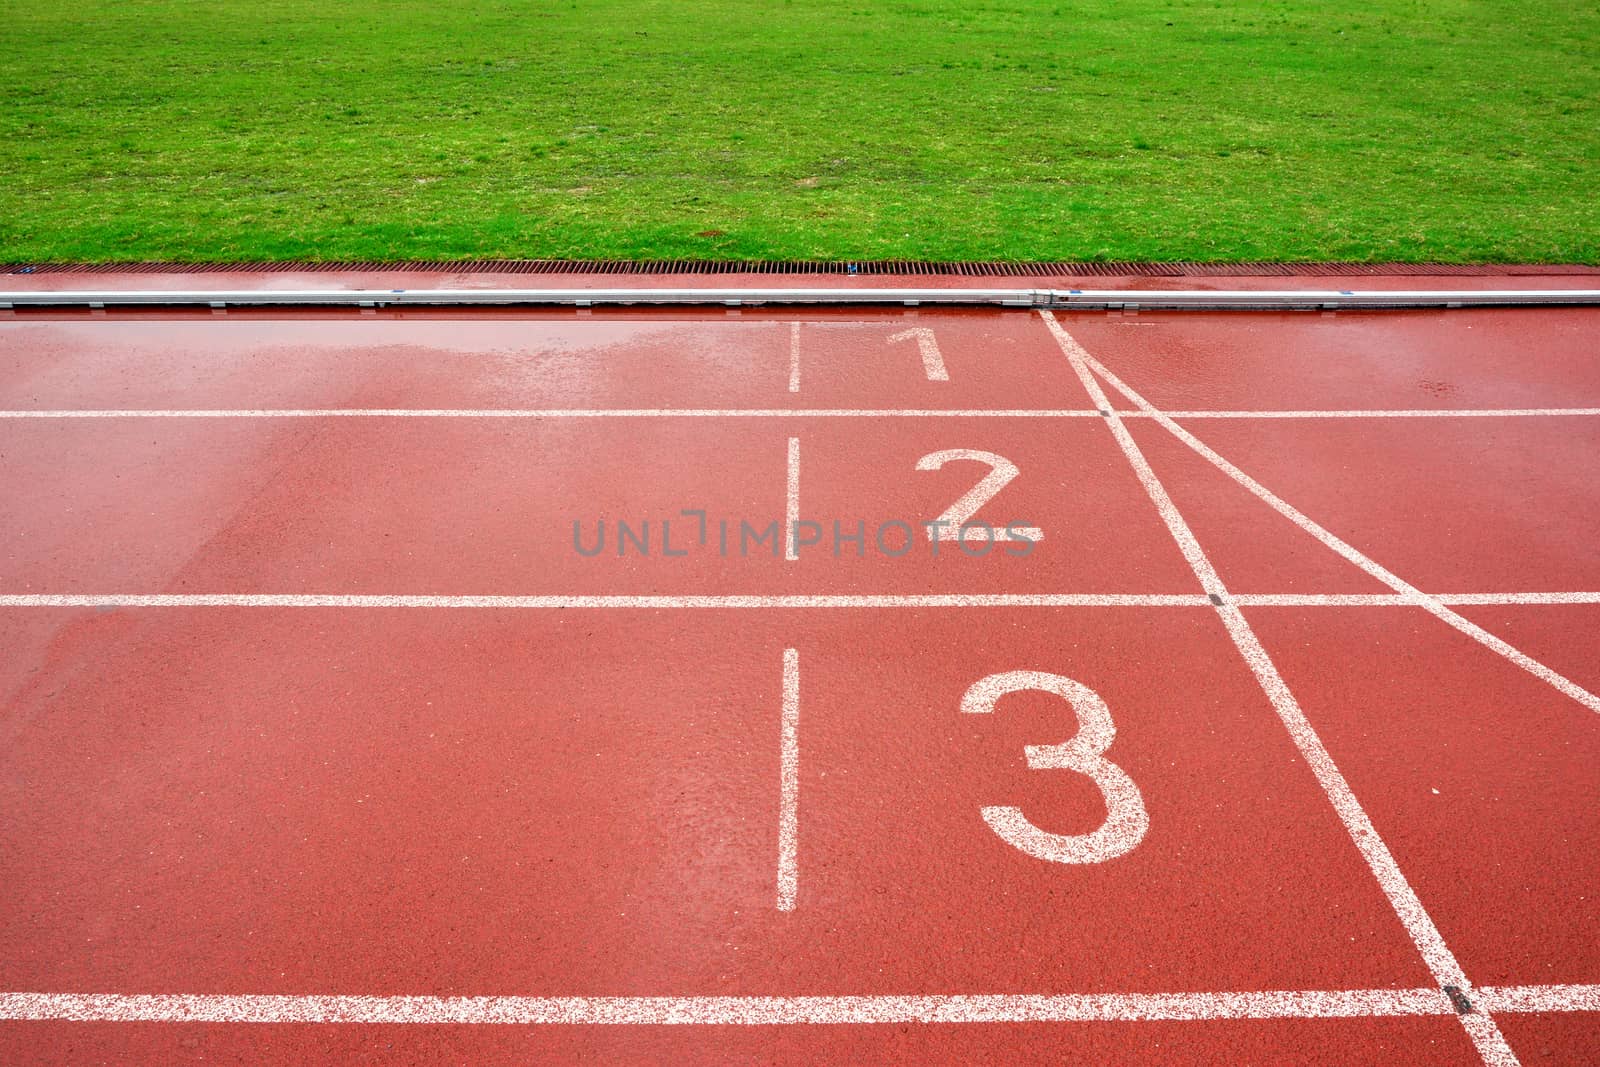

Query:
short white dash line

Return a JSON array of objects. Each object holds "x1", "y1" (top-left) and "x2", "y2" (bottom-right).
[
  {"x1": 788, "y1": 322, "x2": 801, "y2": 393},
  {"x1": 785, "y1": 436, "x2": 801, "y2": 562},
  {"x1": 777, "y1": 648, "x2": 800, "y2": 911}
]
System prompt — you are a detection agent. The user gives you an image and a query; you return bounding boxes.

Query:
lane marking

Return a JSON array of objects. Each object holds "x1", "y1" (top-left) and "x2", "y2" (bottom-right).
[
  {"x1": 1477, "y1": 985, "x2": 1600, "y2": 1014},
  {"x1": 0, "y1": 594, "x2": 1208, "y2": 609},
  {"x1": 0, "y1": 593, "x2": 1596, "y2": 609},
  {"x1": 785, "y1": 437, "x2": 801, "y2": 562},
  {"x1": 1236, "y1": 592, "x2": 1600, "y2": 607},
  {"x1": 1430, "y1": 591, "x2": 1600, "y2": 605},
  {"x1": 2, "y1": 407, "x2": 1595, "y2": 419},
  {"x1": 777, "y1": 648, "x2": 800, "y2": 911},
  {"x1": 915, "y1": 449, "x2": 1044, "y2": 543},
  {"x1": 0, "y1": 409, "x2": 1100, "y2": 415},
  {"x1": 962, "y1": 671, "x2": 1148, "y2": 863},
  {"x1": 1, "y1": 986, "x2": 1594, "y2": 1025},
  {"x1": 788, "y1": 323, "x2": 801, "y2": 393},
  {"x1": 1167, "y1": 408, "x2": 1600, "y2": 419},
  {"x1": 1071, "y1": 340, "x2": 1600, "y2": 717},
  {"x1": 1039, "y1": 309, "x2": 1519, "y2": 1066},
  {"x1": 887, "y1": 327, "x2": 950, "y2": 381},
  {"x1": 0, "y1": 408, "x2": 1105, "y2": 419}
]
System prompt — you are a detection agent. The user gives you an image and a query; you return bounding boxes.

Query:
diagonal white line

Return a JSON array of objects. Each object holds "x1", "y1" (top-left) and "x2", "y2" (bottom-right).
[
  {"x1": 1073, "y1": 344, "x2": 1600, "y2": 716},
  {"x1": 1037, "y1": 309, "x2": 1520, "y2": 1066}
]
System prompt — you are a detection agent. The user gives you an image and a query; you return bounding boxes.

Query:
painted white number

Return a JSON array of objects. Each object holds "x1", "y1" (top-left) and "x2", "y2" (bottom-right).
[
  {"x1": 960, "y1": 671, "x2": 1148, "y2": 863},
  {"x1": 888, "y1": 328, "x2": 949, "y2": 382},
  {"x1": 915, "y1": 449, "x2": 1043, "y2": 542}
]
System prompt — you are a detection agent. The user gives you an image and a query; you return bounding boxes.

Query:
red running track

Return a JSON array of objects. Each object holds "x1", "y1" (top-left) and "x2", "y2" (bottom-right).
[{"x1": 1, "y1": 278, "x2": 1598, "y2": 1064}]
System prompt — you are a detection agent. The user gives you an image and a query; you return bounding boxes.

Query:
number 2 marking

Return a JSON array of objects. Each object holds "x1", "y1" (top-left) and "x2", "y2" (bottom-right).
[
  {"x1": 888, "y1": 328, "x2": 950, "y2": 382},
  {"x1": 916, "y1": 449, "x2": 1044, "y2": 542},
  {"x1": 960, "y1": 671, "x2": 1148, "y2": 863}
]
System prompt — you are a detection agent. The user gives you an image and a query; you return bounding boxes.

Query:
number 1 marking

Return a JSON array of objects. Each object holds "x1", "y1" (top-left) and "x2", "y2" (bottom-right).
[
  {"x1": 888, "y1": 328, "x2": 950, "y2": 382},
  {"x1": 960, "y1": 670, "x2": 1148, "y2": 864}
]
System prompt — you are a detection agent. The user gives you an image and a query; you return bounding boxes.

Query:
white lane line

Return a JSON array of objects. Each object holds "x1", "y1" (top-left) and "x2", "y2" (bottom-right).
[
  {"x1": 1, "y1": 407, "x2": 1595, "y2": 419},
  {"x1": 1038, "y1": 309, "x2": 1519, "y2": 1067},
  {"x1": 1432, "y1": 592, "x2": 1600, "y2": 605},
  {"x1": 0, "y1": 989, "x2": 1452, "y2": 1024},
  {"x1": 0, "y1": 984, "x2": 1593, "y2": 1025},
  {"x1": 777, "y1": 648, "x2": 800, "y2": 911},
  {"x1": 788, "y1": 323, "x2": 801, "y2": 393},
  {"x1": 1, "y1": 593, "x2": 1596, "y2": 609},
  {"x1": 1074, "y1": 343, "x2": 1600, "y2": 717},
  {"x1": 785, "y1": 436, "x2": 801, "y2": 562},
  {"x1": 0, "y1": 594, "x2": 1212, "y2": 608},
  {"x1": 1236, "y1": 592, "x2": 1600, "y2": 607},
  {"x1": 1166, "y1": 409, "x2": 1600, "y2": 419},
  {"x1": 0, "y1": 408, "x2": 1105, "y2": 419},
  {"x1": 1477, "y1": 985, "x2": 1600, "y2": 1013},
  {"x1": 1232, "y1": 594, "x2": 1413, "y2": 607}
]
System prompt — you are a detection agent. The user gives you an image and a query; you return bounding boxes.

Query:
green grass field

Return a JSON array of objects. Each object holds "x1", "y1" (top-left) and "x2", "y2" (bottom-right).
[{"x1": 2, "y1": 0, "x2": 1596, "y2": 264}]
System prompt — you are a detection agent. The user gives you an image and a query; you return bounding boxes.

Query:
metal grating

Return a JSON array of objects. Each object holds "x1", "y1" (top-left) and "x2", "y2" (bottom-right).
[{"x1": 3, "y1": 260, "x2": 1596, "y2": 277}]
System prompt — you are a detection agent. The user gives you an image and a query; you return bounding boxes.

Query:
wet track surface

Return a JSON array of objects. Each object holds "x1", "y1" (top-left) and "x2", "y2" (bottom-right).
[{"x1": 1, "y1": 272, "x2": 1597, "y2": 1064}]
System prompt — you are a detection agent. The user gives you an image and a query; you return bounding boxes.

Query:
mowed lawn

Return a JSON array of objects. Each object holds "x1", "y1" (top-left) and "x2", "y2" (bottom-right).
[{"x1": 1, "y1": 0, "x2": 1596, "y2": 264}]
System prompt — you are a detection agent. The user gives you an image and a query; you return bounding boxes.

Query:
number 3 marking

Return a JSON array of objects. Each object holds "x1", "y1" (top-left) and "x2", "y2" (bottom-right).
[
  {"x1": 960, "y1": 671, "x2": 1148, "y2": 863},
  {"x1": 916, "y1": 449, "x2": 1044, "y2": 542}
]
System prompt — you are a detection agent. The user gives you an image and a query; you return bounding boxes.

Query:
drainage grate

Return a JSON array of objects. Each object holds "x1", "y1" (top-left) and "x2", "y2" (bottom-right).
[{"x1": 3, "y1": 260, "x2": 1596, "y2": 277}]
